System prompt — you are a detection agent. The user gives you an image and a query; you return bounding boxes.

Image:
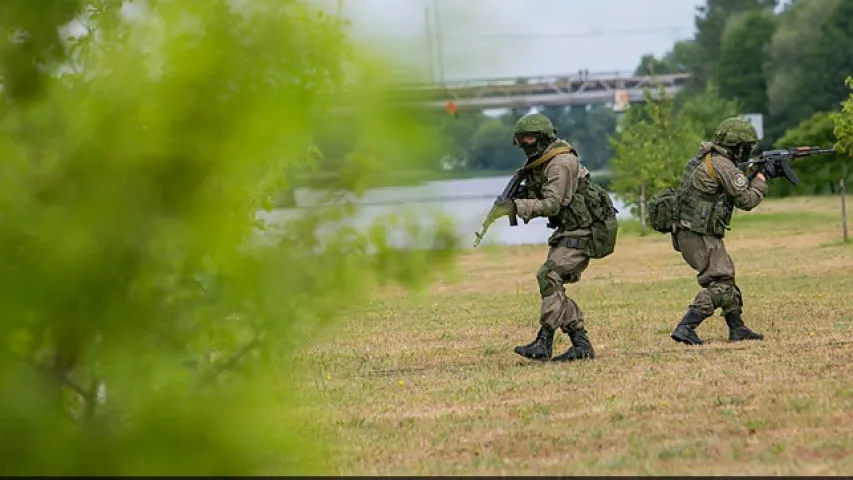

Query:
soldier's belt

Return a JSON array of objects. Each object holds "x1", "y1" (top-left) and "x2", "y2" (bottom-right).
[{"x1": 556, "y1": 237, "x2": 587, "y2": 249}]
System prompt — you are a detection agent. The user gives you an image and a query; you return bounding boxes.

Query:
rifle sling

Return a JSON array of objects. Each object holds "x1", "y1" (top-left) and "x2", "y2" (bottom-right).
[{"x1": 517, "y1": 146, "x2": 573, "y2": 172}]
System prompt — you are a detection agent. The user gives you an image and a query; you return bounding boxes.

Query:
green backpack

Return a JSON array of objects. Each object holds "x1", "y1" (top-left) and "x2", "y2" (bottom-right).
[
  {"x1": 583, "y1": 180, "x2": 620, "y2": 259},
  {"x1": 647, "y1": 149, "x2": 720, "y2": 234},
  {"x1": 647, "y1": 186, "x2": 680, "y2": 234}
]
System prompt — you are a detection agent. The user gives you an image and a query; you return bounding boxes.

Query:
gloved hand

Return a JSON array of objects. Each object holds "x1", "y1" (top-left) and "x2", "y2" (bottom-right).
[
  {"x1": 490, "y1": 198, "x2": 517, "y2": 220},
  {"x1": 758, "y1": 161, "x2": 777, "y2": 181}
]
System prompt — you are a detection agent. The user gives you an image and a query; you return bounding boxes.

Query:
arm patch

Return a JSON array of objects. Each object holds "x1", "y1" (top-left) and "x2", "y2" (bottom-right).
[{"x1": 733, "y1": 173, "x2": 748, "y2": 188}]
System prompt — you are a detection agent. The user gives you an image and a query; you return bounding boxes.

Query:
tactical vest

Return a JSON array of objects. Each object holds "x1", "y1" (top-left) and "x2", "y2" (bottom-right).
[
  {"x1": 544, "y1": 176, "x2": 619, "y2": 259},
  {"x1": 520, "y1": 141, "x2": 618, "y2": 258},
  {"x1": 676, "y1": 150, "x2": 734, "y2": 238}
]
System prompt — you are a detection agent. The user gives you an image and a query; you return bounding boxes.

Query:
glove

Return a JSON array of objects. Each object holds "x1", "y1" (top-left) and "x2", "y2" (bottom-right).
[
  {"x1": 759, "y1": 161, "x2": 779, "y2": 180},
  {"x1": 490, "y1": 199, "x2": 517, "y2": 220}
]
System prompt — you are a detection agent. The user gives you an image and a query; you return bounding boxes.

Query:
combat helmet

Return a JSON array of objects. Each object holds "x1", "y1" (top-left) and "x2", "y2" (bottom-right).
[
  {"x1": 513, "y1": 113, "x2": 557, "y2": 159},
  {"x1": 713, "y1": 117, "x2": 758, "y2": 162}
]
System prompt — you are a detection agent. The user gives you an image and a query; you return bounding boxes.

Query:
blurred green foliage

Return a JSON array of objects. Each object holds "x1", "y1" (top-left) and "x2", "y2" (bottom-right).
[
  {"x1": 830, "y1": 77, "x2": 853, "y2": 186},
  {"x1": 0, "y1": 0, "x2": 459, "y2": 475}
]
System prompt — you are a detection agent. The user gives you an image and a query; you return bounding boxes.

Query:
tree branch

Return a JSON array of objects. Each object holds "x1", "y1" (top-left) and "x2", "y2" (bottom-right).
[{"x1": 196, "y1": 330, "x2": 263, "y2": 388}]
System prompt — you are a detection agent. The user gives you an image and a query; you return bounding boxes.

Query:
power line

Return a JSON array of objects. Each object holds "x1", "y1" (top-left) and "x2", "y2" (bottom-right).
[
  {"x1": 446, "y1": 26, "x2": 689, "y2": 40},
  {"x1": 356, "y1": 26, "x2": 690, "y2": 45}
]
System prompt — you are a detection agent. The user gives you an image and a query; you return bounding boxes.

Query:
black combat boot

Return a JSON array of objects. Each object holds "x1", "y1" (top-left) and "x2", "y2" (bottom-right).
[
  {"x1": 552, "y1": 328, "x2": 595, "y2": 362},
  {"x1": 670, "y1": 307, "x2": 709, "y2": 345},
  {"x1": 514, "y1": 325, "x2": 555, "y2": 361},
  {"x1": 724, "y1": 311, "x2": 764, "y2": 342}
]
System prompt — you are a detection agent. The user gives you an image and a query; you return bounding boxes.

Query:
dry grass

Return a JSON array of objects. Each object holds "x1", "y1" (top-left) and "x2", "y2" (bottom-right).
[{"x1": 294, "y1": 195, "x2": 853, "y2": 476}]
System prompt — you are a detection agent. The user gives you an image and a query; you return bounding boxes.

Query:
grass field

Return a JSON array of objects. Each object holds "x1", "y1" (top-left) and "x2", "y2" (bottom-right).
[{"x1": 294, "y1": 195, "x2": 853, "y2": 476}]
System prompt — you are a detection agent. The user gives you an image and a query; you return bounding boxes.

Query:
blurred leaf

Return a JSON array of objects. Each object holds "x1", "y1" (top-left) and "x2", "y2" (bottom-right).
[{"x1": 0, "y1": 0, "x2": 460, "y2": 475}]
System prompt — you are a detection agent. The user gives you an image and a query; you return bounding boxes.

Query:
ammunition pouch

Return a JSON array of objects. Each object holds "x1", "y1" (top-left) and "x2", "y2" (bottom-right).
[{"x1": 683, "y1": 198, "x2": 732, "y2": 237}]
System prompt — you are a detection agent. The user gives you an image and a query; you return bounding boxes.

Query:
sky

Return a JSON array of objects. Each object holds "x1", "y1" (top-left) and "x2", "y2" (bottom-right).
[{"x1": 325, "y1": 0, "x2": 707, "y2": 83}]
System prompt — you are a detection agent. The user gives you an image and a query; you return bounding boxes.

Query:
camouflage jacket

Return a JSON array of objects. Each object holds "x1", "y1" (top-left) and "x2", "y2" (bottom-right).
[
  {"x1": 679, "y1": 141, "x2": 768, "y2": 229},
  {"x1": 513, "y1": 139, "x2": 591, "y2": 241}
]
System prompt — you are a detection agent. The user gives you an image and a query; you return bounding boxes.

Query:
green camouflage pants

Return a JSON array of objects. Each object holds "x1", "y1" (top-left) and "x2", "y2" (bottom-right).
[
  {"x1": 673, "y1": 230, "x2": 743, "y2": 316},
  {"x1": 536, "y1": 241, "x2": 590, "y2": 333}
]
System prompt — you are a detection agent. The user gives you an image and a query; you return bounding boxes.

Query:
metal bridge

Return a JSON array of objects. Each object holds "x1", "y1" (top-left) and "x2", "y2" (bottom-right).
[{"x1": 388, "y1": 70, "x2": 692, "y2": 111}]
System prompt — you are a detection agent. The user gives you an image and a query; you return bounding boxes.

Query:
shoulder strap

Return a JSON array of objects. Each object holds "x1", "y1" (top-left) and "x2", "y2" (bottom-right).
[
  {"x1": 703, "y1": 153, "x2": 719, "y2": 184},
  {"x1": 677, "y1": 153, "x2": 704, "y2": 193},
  {"x1": 517, "y1": 146, "x2": 572, "y2": 172}
]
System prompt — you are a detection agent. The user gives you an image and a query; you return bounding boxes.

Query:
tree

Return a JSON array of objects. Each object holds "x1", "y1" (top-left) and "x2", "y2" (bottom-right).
[
  {"x1": 0, "y1": 0, "x2": 458, "y2": 475},
  {"x1": 468, "y1": 118, "x2": 520, "y2": 170},
  {"x1": 675, "y1": 82, "x2": 742, "y2": 140},
  {"x1": 773, "y1": 111, "x2": 849, "y2": 197},
  {"x1": 829, "y1": 77, "x2": 853, "y2": 197},
  {"x1": 802, "y1": 0, "x2": 853, "y2": 123},
  {"x1": 564, "y1": 105, "x2": 618, "y2": 171},
  {"x1": 690, "y1": 0, "x2": 778, "y2": 92},
  {"x1": 716, "y1": 9, "x2": 776, "y2": 115},
  {"x1": 634, "y1": 40, "x2": 700, "y2": 76},
  {"x1": 764, "y1": 0, "x2": 841, "y2": 142},
  {"x1": 609, "y1": 86, "x2": 705, "y2": 213},
  {"x1": 532, "y1": 105, "x2": 617, "y2": 172}
]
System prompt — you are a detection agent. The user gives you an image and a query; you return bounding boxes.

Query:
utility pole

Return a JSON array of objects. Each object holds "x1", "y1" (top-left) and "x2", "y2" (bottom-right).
[
  {"x1": 424, "y1": 0, "x2": 435, "y2": 84},
  {"x1": 432, "y1": 0, "x2": 445, "y2": 86}
]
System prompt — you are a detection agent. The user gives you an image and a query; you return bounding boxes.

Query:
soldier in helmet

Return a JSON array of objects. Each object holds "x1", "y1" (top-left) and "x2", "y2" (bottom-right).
[
  {"x1": 670, "y1": 117, "x2": 768, "y2": 345},
  {"x1": 491, "y1": 112, "x2": 614, "y2": 362}
]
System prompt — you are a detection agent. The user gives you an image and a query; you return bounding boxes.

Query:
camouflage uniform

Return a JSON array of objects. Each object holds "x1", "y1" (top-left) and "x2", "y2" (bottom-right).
[
  {"x1": 501, "y1": 113, "x2": 596, "y2": 362},
  {"x1": 670, "y1": 117, "x2": 767, "y2": 345}
]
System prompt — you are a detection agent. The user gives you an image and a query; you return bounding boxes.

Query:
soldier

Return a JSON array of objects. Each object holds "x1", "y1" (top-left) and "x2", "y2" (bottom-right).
[
  {"x1": 670, "y1": 117, "x2": 767, "y2": 345},
  {"x1": 491, "y1": 113, "x2": 617, "y2": 362}
]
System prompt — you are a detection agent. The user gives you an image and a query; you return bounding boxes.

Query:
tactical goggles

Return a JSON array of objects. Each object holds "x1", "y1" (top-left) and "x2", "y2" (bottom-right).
[{"x1": 513, "y1": 133, "x2": 540, "y2": 146}]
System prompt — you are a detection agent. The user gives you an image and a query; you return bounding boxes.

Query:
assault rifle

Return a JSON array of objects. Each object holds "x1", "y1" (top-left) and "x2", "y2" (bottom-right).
[
  {"x1": 739, "y1": 146, "x2": 836, "y2": 186},
  {"x1": 472, "y1": 172, "x2": 527, "y2": 248},
  {"x1": 473, "y1": 146, "x2": 573, "y2": 247}
]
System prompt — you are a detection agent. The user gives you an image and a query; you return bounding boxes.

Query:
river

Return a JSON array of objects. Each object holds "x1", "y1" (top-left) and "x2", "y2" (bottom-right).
[{"x1": 258, "y1": 175, "x2": 631, "y2": 249}]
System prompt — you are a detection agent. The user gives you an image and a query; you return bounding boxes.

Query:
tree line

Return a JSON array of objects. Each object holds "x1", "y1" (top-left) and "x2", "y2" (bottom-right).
[
  {"x1": 611, "y1": 0, "x2": 853, "y2": 210},
  {"x1": 308, "y1": 102, "x2": 618, "y2": 185},
  {"x1": 310, "y1": 0, "x2": 853, "y2": 204}
]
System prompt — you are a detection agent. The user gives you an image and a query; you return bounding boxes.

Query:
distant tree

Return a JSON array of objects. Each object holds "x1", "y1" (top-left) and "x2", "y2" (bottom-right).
[
  {"x1": 690, "y1": 0, "x2": 778, "y2": 92},
  {"x1": 829, "y1": 77, "x2": 853, "y2": 196},
  {"x1": 764, "y1": 0, "x2": 841, "y2": 142},
  {"x1": 468, "y1": 118, "x2": 520, "y2": 170},
  {"x1": 634, "y1": 40, "x2": 701, "y2": 76},
  {"x1": 564, "y1": 105, "x2": 617, "y2": 171},
  {"x1": 773, "y1": 111, "x2": 848, "y2": 196},
  {"x1": 716, "y1": 8, "x2": 776, "y2": 115},
  {"x1": 609, "y1": 86, "x2": 704, "y2": 213},
  {"x1": 676, "y1": 82, "x2": 742, "y2": 139}
]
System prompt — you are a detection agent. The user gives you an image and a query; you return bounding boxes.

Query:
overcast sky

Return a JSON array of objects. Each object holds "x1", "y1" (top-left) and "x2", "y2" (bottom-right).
[{"x1": 321, "y1": 0, "x2": 707, "y2": 82}]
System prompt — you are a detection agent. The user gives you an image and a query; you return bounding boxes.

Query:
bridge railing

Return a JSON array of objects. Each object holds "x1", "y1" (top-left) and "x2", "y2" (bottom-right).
[{"x1": 394, "y1": 70, "x2": 638, "y2": 91}]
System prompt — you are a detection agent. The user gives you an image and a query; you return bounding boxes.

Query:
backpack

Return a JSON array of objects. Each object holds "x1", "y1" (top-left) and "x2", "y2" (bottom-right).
[
  {"x1": 583, "y1": 180, "x2": 619, "y2": 259},
  {"x1": 647, "y1": 186, "x2": 680, "y2": 234}
]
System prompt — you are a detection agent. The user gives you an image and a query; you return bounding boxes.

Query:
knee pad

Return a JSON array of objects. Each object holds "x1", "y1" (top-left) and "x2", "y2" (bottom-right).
[
  {"x1": 691, "y1": 290, "x2": 716, "y2": 316},
  {"x1": 536, "y1": 260, "x2": 560, "y2": 297},
  {"x1": 708, "y1": 282, "x2": 737, "y2": 311}
]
